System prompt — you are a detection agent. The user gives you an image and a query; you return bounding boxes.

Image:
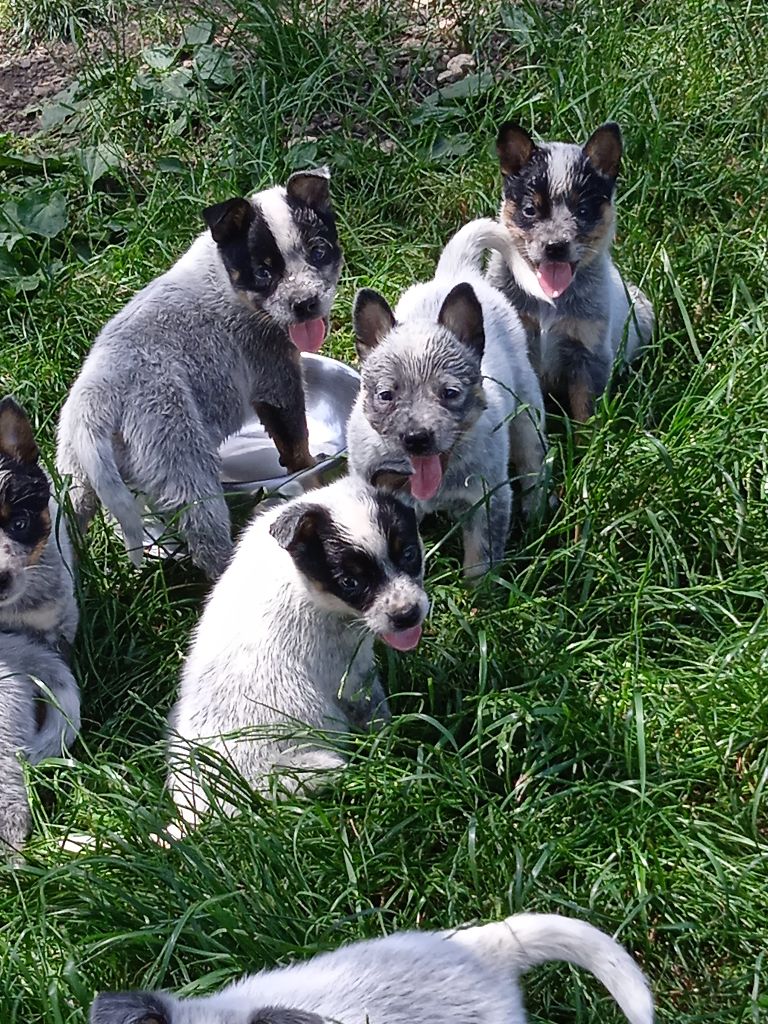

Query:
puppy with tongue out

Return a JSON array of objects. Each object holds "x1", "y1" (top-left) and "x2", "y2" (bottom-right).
[
  {"x1": 167, "y1": 476, "x2": 429, "y2": 824},
  {"x1": 347, "y1": 218, "x2": 549, "y2": 581},
  {"x1": 486, "y1": 121, "x2": 655, "y2": 421}
]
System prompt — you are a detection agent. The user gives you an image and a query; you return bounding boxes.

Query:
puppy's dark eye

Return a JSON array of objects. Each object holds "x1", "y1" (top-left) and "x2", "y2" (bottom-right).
[
  {"x1": 521, "y1": 200, "x2": 537, "y2": 219},
  {"x1": 377, "y1": 389, "x2": 395, "y2": 403},
  {"x1": 441, "y1": 386, "x2": 462, "y2": 401},
  {"x1": 253, "y1": 265, "x2": 273, "y2": 288},
  {"x1": 339, "y1": 575, "x2": 361, "y2": 595},
  {"x1": 399, "y1": 543, "x2": 420, "y2": 570},
  {"x1": 7, "y1": 511, "x2": 31, "y2": 539},
  {"x1": 577, "y1": 201, "x2": 593, "y2": 219},
  {"x1": 308, "y1": 239, "x2": 332, "y2": 266}
]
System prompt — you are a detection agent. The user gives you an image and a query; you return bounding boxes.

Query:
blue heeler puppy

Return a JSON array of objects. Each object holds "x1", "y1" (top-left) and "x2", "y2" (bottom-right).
[
  {"x1": 346, "y1": 219, "x2": 548, "y2": 581},
  {"x1": 0, "y1": 398, "x2": 79, "y2": 854},
  {"x1": 89, "y1": 911, "x2": 654, "y2": 1024},
  {"x1": 166, "y1": 476, "x2": 429, "y2": 829},
  {"x1": 56, "y1": 168, "x2": 342, "y2": 578},
  {"x1": 487, "y1": 122, "x2": 654, "y2": 420}
]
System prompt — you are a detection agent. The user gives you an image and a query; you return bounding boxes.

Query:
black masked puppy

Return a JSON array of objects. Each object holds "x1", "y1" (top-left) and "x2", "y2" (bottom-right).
[
  {"x1": 166, "y1": 476, "x2": 429, "y2": 829},
  {"x1": 487, "y1": 123, "x2": 654, "y2": 421},
  {"x1": 0, "y1": 397, "x2": 79, "y2": 854},
  {"x1": 57, "y1": 168, "x2": 343, "y2": 578}
]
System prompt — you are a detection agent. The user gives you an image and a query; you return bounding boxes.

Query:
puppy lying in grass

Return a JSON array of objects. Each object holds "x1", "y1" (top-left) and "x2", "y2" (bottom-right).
[
  {"x1": 0, "y1": 398, "x2": 79, "y2": 854},
  {"x1": 90, "y1": 910, "x2": 653, "y2": 1024},
  {"x1": 166, "y1": 476, "x2": 428, "y2": 827},
  {"x1": 487, "y1": 122, "x2": 654, "y2": 421},
  {"x1": 57, "y1": 168, "x2": 342, "y2": 579},
  {"x1": 346, "y1": 218, "x2": 548, "y2": 580}
]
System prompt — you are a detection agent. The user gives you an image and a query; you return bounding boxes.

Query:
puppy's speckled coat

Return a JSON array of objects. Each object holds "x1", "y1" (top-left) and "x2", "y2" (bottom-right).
[
  {"x1": 347, "y1": 218, "x2": 547, "y2": 580},
  {"x1": 167, "y1": 476, "x2": 428, "y2": 825},
  {"x1": 487, "y1": 122, "x2": 654, "y2": 420},
  {"x1": 90, "y1": 911, "x2": 654, "y2": 1024},
  {"x1": 0, "y1": 398, "x2": 79, "y2": 853},
  {"x1": 57, "y1": 168, "x2": 342, "y2": 578}
]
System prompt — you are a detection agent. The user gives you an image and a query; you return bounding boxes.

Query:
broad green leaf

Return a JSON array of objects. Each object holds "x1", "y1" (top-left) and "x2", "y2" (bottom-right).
[
  {"x1": 430, "y1": 133, "x2": 473, "y2": 160},
  {"x1": 160, "y1": 67, "x2": 195, "y2": 103},
  {"x1": 286, "y1": 141, "x2": 319, "y2": 169},
  {"x1": 434, "y1": 70, "x2": 494, "y2": 101},
  {"x1": 193, "y1": 45, "x2": 235, "y2": 87},
  {"x1": 0, "y1": 248, "x2": 21, "y2": 280},
  {"x1": 78, "y1": 143, "x2": 124, "y2": 186},
  {"x1": 182, "y1": 18, "x2": 214, "y2": 46},
  {"x1": 142, "y1": 45, "x2": 177, "y2": 71},
  {"x1": 157, "y1": 156, "x2": 187, "y2": 173},
  {"x1": 2, "y1": 192, "x2": 68, "y2": 238}
]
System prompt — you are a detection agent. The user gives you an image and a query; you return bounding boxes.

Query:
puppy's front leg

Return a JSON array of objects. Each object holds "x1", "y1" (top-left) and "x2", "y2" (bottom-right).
[
  {"x1": 342, "y1": 673, "x2": 391, "y2": 731},
  {"x1": 0, "y1": 737, "x2": 31, "y2": 855},
  {"x1": 461, "y1": 483, "x2": 512, "y2": 581},
  {"x1": 253, "y1": 400, "x2": 315, "y2": 474}
]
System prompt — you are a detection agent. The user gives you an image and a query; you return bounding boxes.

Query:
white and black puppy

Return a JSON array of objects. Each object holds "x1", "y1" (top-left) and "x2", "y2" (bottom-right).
[
  {"x1": 0, "y1": 398, "x2": 80, "y2": 854},
  {"x1": 166, "y1": 476, "x2": 428, "y2": 826},
  {"x1": 487, "y1": 122, "x2": 654, "y2": 421},
  {"x1": 346, "y1": 219, "x2": 548, "y2": 581},
  {"x1": 57, "y1": 168, "x2": 342, "y2": 579},
  {"x1": 90, "y1": 911, "x2": 654, "y2": 1024}
]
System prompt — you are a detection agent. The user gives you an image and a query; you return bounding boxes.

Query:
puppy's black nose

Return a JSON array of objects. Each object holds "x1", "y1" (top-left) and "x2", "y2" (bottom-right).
[
  {"x1": 402, "y1": 429, "x2": 435, "y2": 456},
  {"x1": 292, "y1": 296, "x2": 320, "y2": 321},
  {"x1": 390, "y1": 604, "x2": 422, "y2": 631},
  {"x1": 0, "y1": 571, "x2": 12, "y2": 594},
  {"x1": 544, "y1": 241, "x2": 569, "y2": 261}
]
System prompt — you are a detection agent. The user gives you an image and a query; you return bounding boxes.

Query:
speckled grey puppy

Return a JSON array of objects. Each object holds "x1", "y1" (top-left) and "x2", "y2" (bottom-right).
[
  {"x1": 487, "y1": 123, "x2": 654, "y2": 421},
  {"x1": 0, "y1": 398, "x2": 79, "y2": 853},
  {"x1": 89, "y1": 911, "x2": 654, "y2": 1024},
  {"x1": 57, "y1": 168, "x2": 342, "y2": 578},
  {"x1": 347, "y1": 219, "x2": 547, "y2": 580}
]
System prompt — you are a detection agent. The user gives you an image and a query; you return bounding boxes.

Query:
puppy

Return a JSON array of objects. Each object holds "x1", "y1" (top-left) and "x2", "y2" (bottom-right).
[
  {"x1": 166, "y1": 476, "x2": 428, "y2": 826},
  {"x1": 346, "y1": 218, "x2": 548, "y2": 580},
  {"x1": 0, "y1": 398, "x2": 80, "y2": 853},
  {"x1": 487, "y1": 122, "x2": 655, "y2": 421},
  {"x1": 57, "y1": 168, "x2": 343, "y2": 579},
  {"x1": 90, "y1": 910, "x2": 654, "y2": 1024}
]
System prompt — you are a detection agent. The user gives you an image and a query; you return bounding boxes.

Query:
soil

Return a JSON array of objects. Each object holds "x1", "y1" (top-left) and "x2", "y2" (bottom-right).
[{"x1": 0, "y1": 30, "x2": 81, "y2": 136}]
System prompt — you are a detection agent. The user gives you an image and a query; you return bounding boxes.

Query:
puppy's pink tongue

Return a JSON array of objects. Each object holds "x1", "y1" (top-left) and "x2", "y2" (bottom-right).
[
  {"x1": 409, "y1": 455, "x2": 443, "y2": 501},
  {"x1": 288, "y1": 318, "x2": 326, "y2": 353},
  {"x1": 381, "y1": 625, "x2": 422, "y2": 651},
  {"x1": 537, "y1": 261, "x2": 574, "y2": 299}
]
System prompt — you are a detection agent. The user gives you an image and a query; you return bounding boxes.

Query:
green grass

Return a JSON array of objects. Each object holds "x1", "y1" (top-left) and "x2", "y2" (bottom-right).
[{"x1": 1, "y1": 0, "x2": 767, "y2": 1020}]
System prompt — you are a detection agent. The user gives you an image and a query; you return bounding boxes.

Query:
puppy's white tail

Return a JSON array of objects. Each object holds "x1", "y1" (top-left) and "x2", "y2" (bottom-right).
[
  {"x1": 446, "y1": 913, "x2": 654, "y2": 1024},
  {"x1": 435, "y1": 217, "x2": 513, "y2": 278},
  {"x1": 72, "y1": 425, "x2": 144, "y2": 566}
]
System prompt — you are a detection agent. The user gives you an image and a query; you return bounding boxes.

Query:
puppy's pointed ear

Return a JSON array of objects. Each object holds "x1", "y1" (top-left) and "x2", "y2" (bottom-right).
[
  {"x1": 202, "y1": 197, "x2": 254, "y2": 244},
  {"x1": 496, "y1": 122, "x2": 536, "y2": 177},
  {"x1": 286, "y1": 166, "x2": 332, "y2": 212},
  {"x1": 89, "y1": 991, "x2": 171, "y2": 1024},
  {"x1": 583, "y1": 122, "x2": 622, "y2": 179},
  {"x1": 270, "y1": 502, "x2": 331, "y2": 554},
  {"x1": 353, "y1": 289, "x2": 396, "y2": 362},
  {"x1": 437, "y1": 283, "x2": 485, "y2": 358},
  {"x1": 0, "y1": 397, "x2": 39, "y2": 464}
]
